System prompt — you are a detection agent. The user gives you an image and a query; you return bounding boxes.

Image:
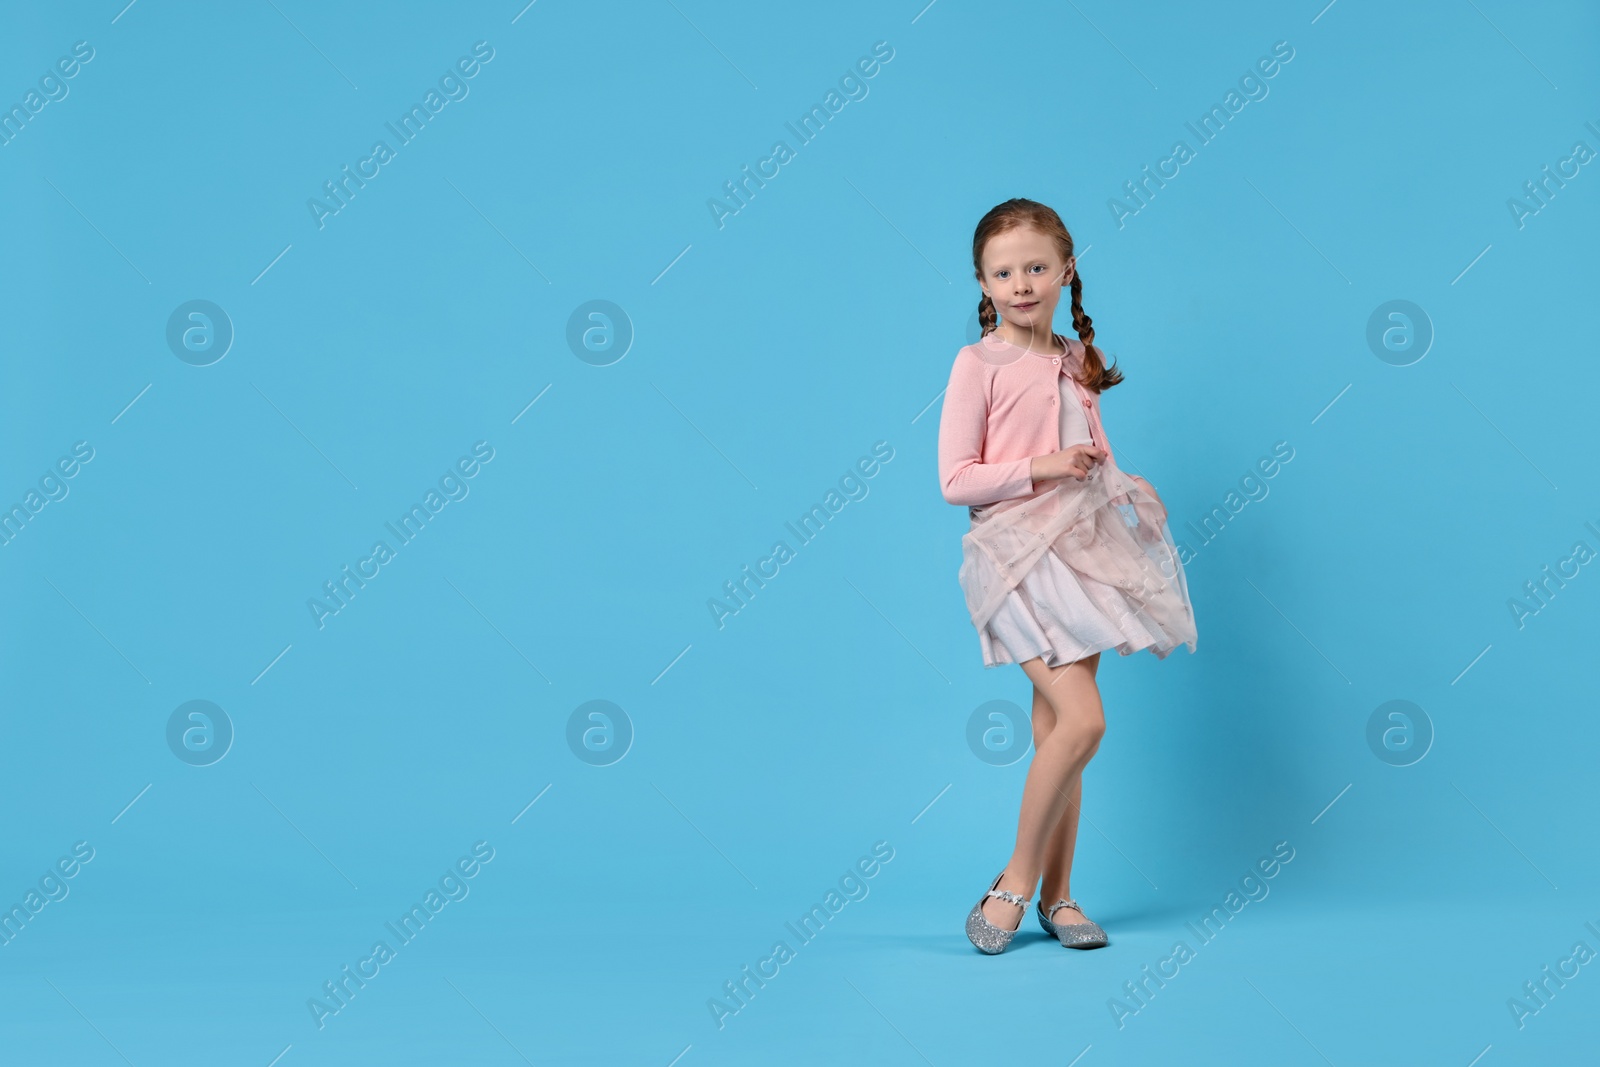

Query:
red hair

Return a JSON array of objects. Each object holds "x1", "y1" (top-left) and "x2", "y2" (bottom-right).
[{"x1": 972, "y1": 198, "x2": 1123, "y2": 393}]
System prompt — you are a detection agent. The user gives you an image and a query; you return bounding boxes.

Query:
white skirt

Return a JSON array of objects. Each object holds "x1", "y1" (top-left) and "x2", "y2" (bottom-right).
[{"x1": 977, "y1": 545, "x2": 1170, "y2": 668}]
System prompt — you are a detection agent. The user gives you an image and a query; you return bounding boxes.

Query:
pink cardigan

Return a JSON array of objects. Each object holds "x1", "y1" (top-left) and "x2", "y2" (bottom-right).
[{"x1": 937, "y1": 332, "x2": 1119, "y2": 510}]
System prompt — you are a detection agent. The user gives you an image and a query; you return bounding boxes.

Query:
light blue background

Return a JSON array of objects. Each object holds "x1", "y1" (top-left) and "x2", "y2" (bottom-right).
[{"x1": 2, "y1": 1, "x2": 1597, "y2": 1064}]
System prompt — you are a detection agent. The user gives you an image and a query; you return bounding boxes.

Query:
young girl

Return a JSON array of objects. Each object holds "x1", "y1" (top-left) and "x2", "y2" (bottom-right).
[{"x1": 937, "y1": 198, "x2": 1197, "y2": 955}]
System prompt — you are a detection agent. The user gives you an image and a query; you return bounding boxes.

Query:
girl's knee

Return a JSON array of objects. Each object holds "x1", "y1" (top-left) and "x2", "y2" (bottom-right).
[
  {"x1": 1085, "y1": 716, "x2": 1106, "y2": 756},
  {"x1": 1080, "y1": 714, "x2": 1106, "y2": 751},
  {"x1": 1041, "y1": 710, "x2": 1104, "y2": 752}
]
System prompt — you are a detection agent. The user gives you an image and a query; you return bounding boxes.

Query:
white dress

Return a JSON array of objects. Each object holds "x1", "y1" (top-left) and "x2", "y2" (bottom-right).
[{"x1": 974, "y1": 374, "x2": 1170, "y2": 669}]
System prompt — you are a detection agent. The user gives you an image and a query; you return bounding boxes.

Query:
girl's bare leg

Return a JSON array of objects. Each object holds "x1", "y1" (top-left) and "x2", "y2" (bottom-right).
[
  {"x1": 979, "y1": 651, "x2": 1106, "y2": 930},
  {"x1": 1036, "y1": 655, "x2": 1099, "y2": 924}
]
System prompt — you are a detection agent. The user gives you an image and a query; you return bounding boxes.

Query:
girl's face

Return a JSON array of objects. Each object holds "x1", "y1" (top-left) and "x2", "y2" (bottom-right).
[{"x1": 978, "y1": 225, "x2": 1074, "y2": 339}]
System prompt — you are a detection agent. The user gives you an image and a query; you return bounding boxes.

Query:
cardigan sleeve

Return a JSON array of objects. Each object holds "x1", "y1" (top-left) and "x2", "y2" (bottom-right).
[{"x1": 936, "y1": 351, "x2": 1037, "y2": 506}]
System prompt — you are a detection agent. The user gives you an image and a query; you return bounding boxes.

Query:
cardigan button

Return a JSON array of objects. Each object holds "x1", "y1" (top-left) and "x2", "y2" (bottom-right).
[{"x1": 1051, "y1": 357, "x2": 1060, "y2": 365}]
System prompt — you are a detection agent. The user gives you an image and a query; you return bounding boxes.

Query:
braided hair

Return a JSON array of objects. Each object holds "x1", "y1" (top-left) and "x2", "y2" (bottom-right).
[{"x1": 972, "y1": 198, "x2": 1123, "y2": 393}]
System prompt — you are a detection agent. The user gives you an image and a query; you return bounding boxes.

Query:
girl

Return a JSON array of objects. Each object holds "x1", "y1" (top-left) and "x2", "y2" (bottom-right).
[{"x1": 937, "y1": 198, "x2": 1197, "y2": 955}]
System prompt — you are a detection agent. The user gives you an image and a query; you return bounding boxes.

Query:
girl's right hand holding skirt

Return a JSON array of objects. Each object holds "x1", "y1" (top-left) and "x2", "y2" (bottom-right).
[{"x1": 1030, "y1": 445, "x2": 1106, "y2": 489}]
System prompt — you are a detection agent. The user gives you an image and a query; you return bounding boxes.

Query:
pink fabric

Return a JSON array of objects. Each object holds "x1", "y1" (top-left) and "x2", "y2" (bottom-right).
[
  {"x1": 937, "y1": 331, "x2": 1118, "y2": 509},
  {"x1": 956, "y1": 451, "x2": 1196, "y2": 659}
]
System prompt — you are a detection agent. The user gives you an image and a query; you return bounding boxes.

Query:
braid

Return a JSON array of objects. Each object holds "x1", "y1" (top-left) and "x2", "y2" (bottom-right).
[
  {"x1": 978, "y1": 293, "x2": 998, "y2": 336},
  {"x1": 1068, "y1": 261, "x2": 1122, "y2": 393}
]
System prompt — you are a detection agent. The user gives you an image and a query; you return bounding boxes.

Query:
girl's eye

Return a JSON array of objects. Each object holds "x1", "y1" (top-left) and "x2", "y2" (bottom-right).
[{"x1": 1029, "y1": 264, "x2": 1046, "y2": 273}]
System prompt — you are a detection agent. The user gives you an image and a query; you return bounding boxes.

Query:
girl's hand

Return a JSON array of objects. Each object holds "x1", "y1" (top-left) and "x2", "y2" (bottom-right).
[
  {"x1": 1128, "y1": 474, "x2": 1167, "y2": 524},
  {"x1": 1032, "y1": 445, "x2": 1105, "y2": 487}
]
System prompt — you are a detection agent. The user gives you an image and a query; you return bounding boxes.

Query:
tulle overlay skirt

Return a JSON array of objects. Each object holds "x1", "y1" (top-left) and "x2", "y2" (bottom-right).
[{"x1": 959, "y1": 454, "x2": 1198, "y2": 669}]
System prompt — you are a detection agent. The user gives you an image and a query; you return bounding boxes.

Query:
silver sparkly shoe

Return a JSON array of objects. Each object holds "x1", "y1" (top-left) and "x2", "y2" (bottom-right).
[
  {"x1": 964, "y1": 871, "x2": 1031, "y2": 954},
  {"x1": 1037, "y1": 898, "x2": 1108, "y2": 949}
]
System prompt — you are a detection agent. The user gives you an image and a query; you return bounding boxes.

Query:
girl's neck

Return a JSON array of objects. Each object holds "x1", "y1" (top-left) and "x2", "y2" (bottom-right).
[{"x1": 996, "y1": 324, "x2": 1067, "y2": 355}]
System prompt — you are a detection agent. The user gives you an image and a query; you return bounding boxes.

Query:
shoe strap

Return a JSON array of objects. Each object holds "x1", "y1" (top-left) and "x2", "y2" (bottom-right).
[
  {"x1": 985, "y1": 887, "x2": 1030, "y2": 909},
  {"x1": 1044, "y1": 898, "x2": 1082, "y2": 918}
]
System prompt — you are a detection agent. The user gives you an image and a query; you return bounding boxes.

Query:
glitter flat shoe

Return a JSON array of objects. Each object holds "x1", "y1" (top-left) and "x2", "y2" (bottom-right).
[
  {"x1": 964, "y1": 871, "x2": 1031, "y2": 954},
  {"x1": 1037, "y1": 897, "x2": 1108, "y2": 949}
]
